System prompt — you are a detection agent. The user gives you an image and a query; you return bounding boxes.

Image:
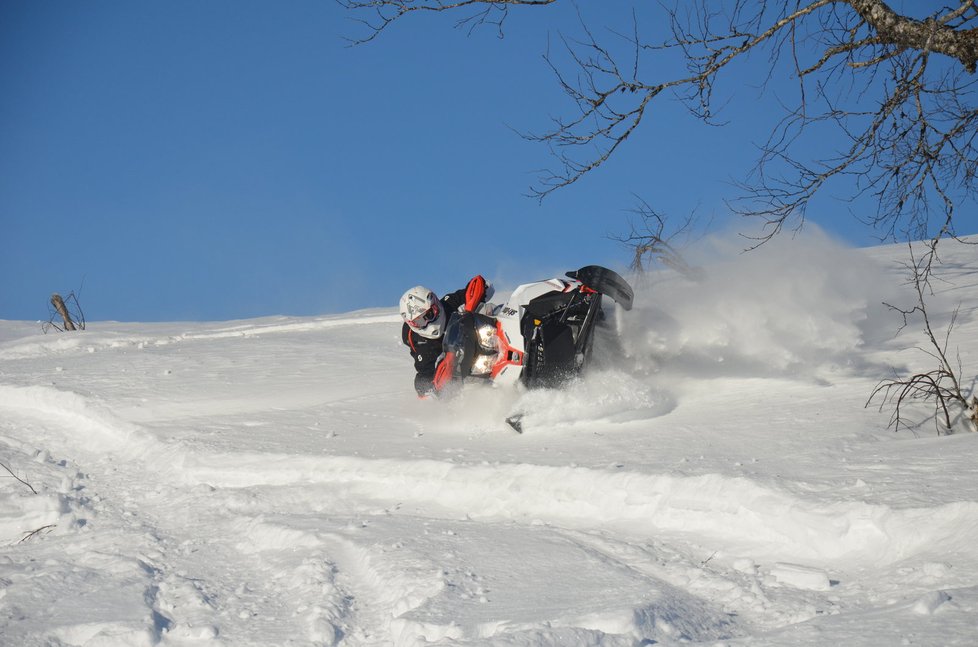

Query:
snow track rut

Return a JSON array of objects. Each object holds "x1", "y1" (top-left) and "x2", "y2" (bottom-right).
[
  {"x1": 5, "y1": 381, "x2": 976, "y2": 573},
  {"x1": 4, "y1": 379, "x2": 978, "y2": 645},
  {"x1": 0, "y1": 385, "x2": 361, "y2": 645}
]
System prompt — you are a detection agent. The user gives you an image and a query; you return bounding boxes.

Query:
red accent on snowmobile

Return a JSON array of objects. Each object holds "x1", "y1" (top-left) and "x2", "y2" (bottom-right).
[
  {"x1": 433, "y1": 351, "x2": 456, "y2": 391},
  {"x1": 489, "y1": 320, "x2": 524, "y2": 380},
  {"x1": 464, "y1": 275, "x2": 487, "y2": 312}
]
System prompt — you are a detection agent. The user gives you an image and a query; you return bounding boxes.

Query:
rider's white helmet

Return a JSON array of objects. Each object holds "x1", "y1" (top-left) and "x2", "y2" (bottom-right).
[{"x1": 399, "y1": 286, "x2": 447, "y2": 339}]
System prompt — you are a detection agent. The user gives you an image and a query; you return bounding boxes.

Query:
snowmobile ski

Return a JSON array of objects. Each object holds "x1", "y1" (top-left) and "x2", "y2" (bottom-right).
[
  {"x1": 567, "y1": 265, "x2": 634, "y2": 311},
  {"x1": 505, "y1": 414, "x2": 524, "y2": 434}
]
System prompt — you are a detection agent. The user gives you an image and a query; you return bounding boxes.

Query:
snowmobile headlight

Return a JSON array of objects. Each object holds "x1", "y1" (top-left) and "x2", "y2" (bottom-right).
[
  {"x1": 475, "y1": 322, "x2": 498, "y2": 352},
  {"x1": 471, "y1": 353, "x2": 496, "y2": 376}
]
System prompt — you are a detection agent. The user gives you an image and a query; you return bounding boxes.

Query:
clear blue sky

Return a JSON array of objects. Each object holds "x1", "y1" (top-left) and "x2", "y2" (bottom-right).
[{"x1": 0, "y1": 1, "x2": 921, "y2": 322}]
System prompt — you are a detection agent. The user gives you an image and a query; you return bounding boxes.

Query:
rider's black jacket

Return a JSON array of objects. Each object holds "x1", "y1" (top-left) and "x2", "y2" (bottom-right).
[{"x1": 401, "y1": 287, "x2": 467, "y2": 397}]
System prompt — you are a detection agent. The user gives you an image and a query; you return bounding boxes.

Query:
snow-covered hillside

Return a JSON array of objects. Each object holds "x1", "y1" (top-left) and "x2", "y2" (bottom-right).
[{"x1": 1, "y1": 233, "x2": 977, "y2": 646}]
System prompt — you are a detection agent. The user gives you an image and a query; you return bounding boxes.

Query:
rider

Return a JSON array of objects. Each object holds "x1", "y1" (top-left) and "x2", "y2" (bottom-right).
[{"x1": 399, "y1": 275, "x2": 492, "y2": 397}]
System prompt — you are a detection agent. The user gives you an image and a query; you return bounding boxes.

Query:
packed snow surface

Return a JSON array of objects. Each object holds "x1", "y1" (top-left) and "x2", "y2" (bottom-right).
[{"x1": 2, "y1": 232, "x2": 977, "y2": 646}]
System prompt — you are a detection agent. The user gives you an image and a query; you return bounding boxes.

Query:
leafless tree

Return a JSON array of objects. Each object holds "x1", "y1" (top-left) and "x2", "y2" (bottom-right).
[
  {"x1": 342, "y1": 1, "x2": 978, "y2": 245},
  {"x1": 868, "y1": 240, "x2": 977, "y2": 435},
  {"x1": 45, "y1": 291, "x2": 86, "y2": 333},
  {"x1": 613, "y1": 197, "x2": 704, "y2": 279}
]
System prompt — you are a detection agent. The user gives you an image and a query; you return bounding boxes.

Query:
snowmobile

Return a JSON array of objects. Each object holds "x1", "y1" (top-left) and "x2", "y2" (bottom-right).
[{"x1": 432, "y1": 266, "x2": 633, "y2": 429}]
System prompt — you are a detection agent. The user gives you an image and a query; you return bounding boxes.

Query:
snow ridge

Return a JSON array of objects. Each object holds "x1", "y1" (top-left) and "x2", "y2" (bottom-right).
[
  {"x1": 182, "y1": 451, "x2": 978, "y2": 568},
  {"x1": 8, "y1": 370, "x2": 978, "y2": 560},
  {"x1": 5, "y1": 380, "x2": 973, "y2": 573}
]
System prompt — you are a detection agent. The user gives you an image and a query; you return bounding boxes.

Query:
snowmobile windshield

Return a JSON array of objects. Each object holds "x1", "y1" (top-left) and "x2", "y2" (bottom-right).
[{"x1": 441, "y1": 311, "x2": 500, "y2": 379}]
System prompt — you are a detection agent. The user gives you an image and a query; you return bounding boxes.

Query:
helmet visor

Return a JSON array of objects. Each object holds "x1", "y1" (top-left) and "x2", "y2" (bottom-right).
[{"x1": 408, "y1": 301, "x2": 440, "y2": 329}]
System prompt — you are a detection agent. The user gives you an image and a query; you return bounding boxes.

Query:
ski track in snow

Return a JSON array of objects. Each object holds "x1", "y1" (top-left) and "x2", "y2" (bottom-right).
[{"x1": 2, "y1": 237, "x2": 978, "y2": 645}]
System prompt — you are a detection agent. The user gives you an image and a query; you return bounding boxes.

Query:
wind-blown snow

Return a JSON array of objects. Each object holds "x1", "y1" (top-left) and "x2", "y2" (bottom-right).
[{"x1": 2, "y1": 233, "x2": 977, "y2": 646}]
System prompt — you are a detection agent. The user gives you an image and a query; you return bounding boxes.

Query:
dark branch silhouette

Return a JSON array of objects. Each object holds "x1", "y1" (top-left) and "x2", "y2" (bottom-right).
[{"x1": 343, "y1": 1, "x2": 978, "y2": 244}]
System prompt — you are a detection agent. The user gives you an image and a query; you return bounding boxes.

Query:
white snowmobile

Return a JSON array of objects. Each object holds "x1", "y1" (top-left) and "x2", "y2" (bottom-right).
[{"x1": 432, "y1": 266, "x2": 633, "y2": 429}]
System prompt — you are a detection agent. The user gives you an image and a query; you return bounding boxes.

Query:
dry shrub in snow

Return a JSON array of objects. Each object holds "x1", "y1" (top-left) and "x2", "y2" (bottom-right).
[{"x1": 868, "y1": 242, "x2": 978, "y2": 435}]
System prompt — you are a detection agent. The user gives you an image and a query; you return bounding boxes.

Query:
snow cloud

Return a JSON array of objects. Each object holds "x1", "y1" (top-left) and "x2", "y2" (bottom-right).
[{"x1": 618, "y1": 227, "x2": 899, "y2": 378}]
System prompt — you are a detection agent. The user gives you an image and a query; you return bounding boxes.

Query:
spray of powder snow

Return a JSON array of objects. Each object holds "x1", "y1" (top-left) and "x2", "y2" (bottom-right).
[
  {"x1": 425, "y1": 369, "x2": 673, "y2": 434},
  {"x1": 515, "y1": 369, "x2": 676, "y2": 430},
  {"x1": 425, "y1": 228, "x2": 903, "y2": 432},
  {"x1": 500, "y1": 229, "x2": 906, "y2": 431},
  {"x1": 617, "y1": 227, "x2": 902, "y2": 378}
]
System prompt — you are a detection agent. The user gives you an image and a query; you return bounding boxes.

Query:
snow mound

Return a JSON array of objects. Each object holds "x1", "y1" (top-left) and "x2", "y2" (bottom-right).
[
  {"x1": 0, "y1": 384, "x2": 174, "y2": 462},
  {"x1": 181, "y1": 452, "x2": 978, "y2": 568}
]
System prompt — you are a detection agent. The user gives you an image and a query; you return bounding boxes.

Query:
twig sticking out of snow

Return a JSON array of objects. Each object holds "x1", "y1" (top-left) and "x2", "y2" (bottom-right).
[{"x1": 1, "y1": 460, "x2": 37, "y2": 495}]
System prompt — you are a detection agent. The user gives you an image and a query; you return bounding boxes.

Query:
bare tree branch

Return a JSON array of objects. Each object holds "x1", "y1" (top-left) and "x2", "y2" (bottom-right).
[
  {"x1": 338, "y1": 0, "x2": 556, "y2": 43},
  {"x1": 867, "y1": 240, "x2": 977, "y2": 435},
  {"x1": 343, "y1": 1, "x2": 978, "y2": 245},
  {"x1": 848, "y1": 0, "x2": 978, "y2": 72},
  {"x1": 612, "y1": 196, "x2": 704, "y2": 279},
  {"x1": 1, "y1": 461, "x2": 37, "y2": 495},
  {"x1": 19, "y1": 525, "x2": 56, "y2": 544}
]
